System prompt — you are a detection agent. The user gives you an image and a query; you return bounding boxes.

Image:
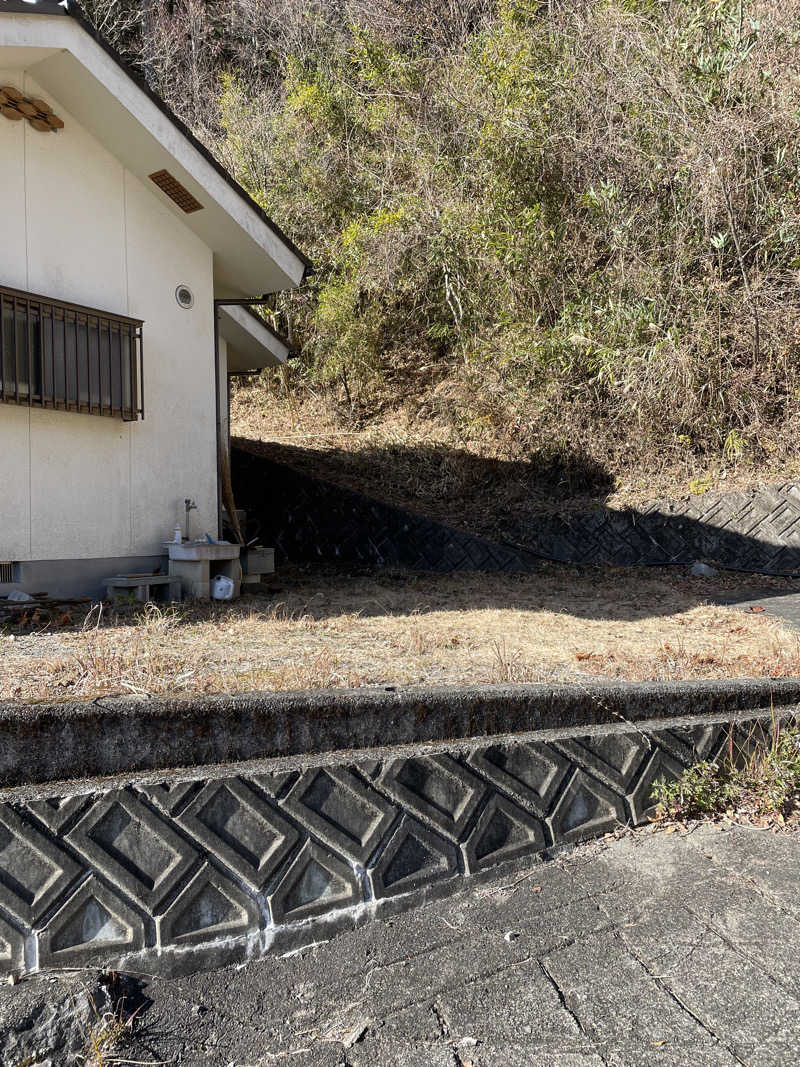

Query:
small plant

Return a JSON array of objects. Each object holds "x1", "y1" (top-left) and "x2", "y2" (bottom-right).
[{"x1": 654, "y1": 725, "x2": 800, "y2": 824}]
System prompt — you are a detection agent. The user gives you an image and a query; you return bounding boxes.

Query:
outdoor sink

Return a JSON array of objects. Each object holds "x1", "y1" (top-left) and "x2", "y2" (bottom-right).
[{"x1": 164, "y1": 540, "x2": 240, "y2": 562}]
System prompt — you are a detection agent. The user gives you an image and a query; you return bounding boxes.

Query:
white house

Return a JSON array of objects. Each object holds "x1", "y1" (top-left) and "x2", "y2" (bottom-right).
[{"x1": 0, "y1": 0, "x2": 309, "y2": 597}]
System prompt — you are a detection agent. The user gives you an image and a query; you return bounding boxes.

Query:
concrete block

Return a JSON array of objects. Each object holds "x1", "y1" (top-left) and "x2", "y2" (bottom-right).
[
  {"x1": 463, "y1": 794, "x2": 545, "y2": 874},
  {"x1": 467, "y1": 741, "x2": 571, "y2": 817},
  {"x1": 369, "y1": 816, "x2": 458, "y2": 899},
  {"x1": 25, "y1": 795, "x2": 91, "y2": 834},
  {"x1": 157, "y1": 863, "x2": 260, "y2": 949},
  {"x1": 269, "y1": 841, "x2": 361, "y2": 924},
  {"x1": 379, "y1": 755, "x2": 487, "y2": 842},
  {"x1": 67, "y1": 791, "x2": 198, "y2": 911},
  {"x1": 169, "y1": 558, "x2": 210, "y2": 599},
  {"x1": 177, "y1": 778, "x2": 298, "y2": 890},
  {"x1": 38, "y1": 875, "x2": 146, "y2": 968},
  {"x1": 0, "y1": 913, "x2": 25, "y2": 975},
  {"x1": 281, "y1": 767, "x2": 396, "y2": 864},
  {"x1": 556, "y1": 733, "x2": 651, "y2": 792},
  {"x1": 629, "y1": 749, "x2": 685, "y2": 825},
  {"x1": 547, "y1": 769, "x2": 627, "y2": 845},
  {"x1": 0, "y1": 804, "x2": 82, "y2": 926},
  {"x1": 136, "y1": 780, "x2": 201, "y2": 816}
]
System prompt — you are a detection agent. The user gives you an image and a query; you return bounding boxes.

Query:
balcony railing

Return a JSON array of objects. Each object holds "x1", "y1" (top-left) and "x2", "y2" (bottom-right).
[{"x1": 0, "y1": 285, "x2": 144, "y2": 421}]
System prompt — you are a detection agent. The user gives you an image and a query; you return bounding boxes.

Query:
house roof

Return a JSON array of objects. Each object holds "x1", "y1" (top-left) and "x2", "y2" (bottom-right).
[
  {"x1": 0, "y1": 0, "x2": 313, "y2": 296},
  {"x1": 219, "y1": 304, "x2": 293, "y2": 372}
]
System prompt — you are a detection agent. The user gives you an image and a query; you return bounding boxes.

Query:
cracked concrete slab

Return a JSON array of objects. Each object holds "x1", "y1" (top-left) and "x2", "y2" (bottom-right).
[{"x1": 0, "y1": 823, "x2": 797, "y2": 1066}]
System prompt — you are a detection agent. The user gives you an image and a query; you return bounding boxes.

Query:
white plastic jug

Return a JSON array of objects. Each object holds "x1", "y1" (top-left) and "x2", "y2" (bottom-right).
[{"x1": 210, "y1": 574, "x2": 235, "y2": 600}]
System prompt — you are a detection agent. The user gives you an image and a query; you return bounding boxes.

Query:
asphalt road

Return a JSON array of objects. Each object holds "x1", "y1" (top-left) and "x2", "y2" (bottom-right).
[{"x1": 3, "y1": 822, "x2": 798, "y2": 1066}]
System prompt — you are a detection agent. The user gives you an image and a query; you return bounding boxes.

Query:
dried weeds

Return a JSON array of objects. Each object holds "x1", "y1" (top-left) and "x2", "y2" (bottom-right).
[{"x1": 1, "y1": 565, "x2": 798, "y2": 704}]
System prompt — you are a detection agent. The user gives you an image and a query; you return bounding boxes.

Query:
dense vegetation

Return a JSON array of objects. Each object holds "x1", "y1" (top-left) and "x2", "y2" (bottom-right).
[{"x1": 87, "y1": 0, "x2": 800, "y2": 488}]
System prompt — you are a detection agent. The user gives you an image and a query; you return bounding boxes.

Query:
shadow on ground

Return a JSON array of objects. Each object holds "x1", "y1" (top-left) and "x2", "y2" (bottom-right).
[{"x1": 233, "y1": 440, "x2": 800, "y2": 579}]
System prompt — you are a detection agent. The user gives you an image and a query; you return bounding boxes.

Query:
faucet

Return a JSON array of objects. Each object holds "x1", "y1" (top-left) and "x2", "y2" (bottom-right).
[{"x1": 184, "y1": 498, "x2": 197, "y2": 541}]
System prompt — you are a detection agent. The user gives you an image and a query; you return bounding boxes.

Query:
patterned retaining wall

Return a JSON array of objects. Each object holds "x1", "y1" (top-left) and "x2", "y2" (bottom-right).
[
  {"x1": 0, "y1": 712, "x2": 781, "y2": 978},
  {"x1": 233, "y1": 445, "x2": 800, "y2": 574}
]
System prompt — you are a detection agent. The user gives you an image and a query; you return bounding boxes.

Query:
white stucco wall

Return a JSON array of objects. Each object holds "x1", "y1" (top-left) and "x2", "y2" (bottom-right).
[{"x1": 0, "y1": 68, "x2": 217, "y2": 563}]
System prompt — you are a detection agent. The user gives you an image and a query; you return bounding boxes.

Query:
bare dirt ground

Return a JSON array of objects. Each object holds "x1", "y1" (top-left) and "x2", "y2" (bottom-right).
[{"x1": 2, "y1": 564, "x2": 799, "y2": 705}]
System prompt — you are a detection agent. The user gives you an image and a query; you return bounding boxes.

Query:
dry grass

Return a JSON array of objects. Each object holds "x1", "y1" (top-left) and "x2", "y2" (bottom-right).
[{"x1": 2, "y1": 565, "x2": 799, "y2": 704}]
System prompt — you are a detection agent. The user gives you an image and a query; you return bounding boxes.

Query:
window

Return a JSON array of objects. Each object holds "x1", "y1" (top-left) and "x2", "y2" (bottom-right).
[{"x1": 0, "y1": 285, "x2": 143, "y2": 420}]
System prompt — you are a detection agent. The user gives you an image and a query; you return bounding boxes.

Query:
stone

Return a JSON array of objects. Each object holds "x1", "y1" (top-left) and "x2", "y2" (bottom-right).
[{"x1": 690, "y1": 562, "x2": 718, "y2": 577}]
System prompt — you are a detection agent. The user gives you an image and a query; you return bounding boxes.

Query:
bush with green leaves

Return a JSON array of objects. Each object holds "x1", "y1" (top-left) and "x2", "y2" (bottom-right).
[{"x1": 654, "y1": 726, "x2": 800, "y2": 821}]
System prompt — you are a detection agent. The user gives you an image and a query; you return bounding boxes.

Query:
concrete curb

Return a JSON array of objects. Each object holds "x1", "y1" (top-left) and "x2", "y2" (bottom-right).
[{"x1": 1, "y1": 677, "x2": 799, "y2": 789}]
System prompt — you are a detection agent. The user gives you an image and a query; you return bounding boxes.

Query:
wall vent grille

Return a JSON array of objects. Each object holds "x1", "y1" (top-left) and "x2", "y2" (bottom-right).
[
  {"x1": 0, "y1": 562, "x2": 15, "y2": 584},
  {"x1": 149, "y1": 169, "x2": 204, "y2": 213}
]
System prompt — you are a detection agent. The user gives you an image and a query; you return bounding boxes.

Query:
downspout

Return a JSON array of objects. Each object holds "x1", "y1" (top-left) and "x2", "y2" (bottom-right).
[{"x1": 213, "y1": 302, "x2": 223, "y2": 540}]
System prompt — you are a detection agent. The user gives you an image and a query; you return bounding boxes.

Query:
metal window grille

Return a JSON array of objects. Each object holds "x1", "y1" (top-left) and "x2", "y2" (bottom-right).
[
  {"x1": 0, "y1": 285, "x2": 144, "y2": 421},
  {"x1": 0, "y1": 562, "x2": 14, "y2": 583}
]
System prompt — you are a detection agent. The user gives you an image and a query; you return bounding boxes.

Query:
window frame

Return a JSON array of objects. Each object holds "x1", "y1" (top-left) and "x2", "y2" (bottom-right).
[{"x1": 0, "y1": 284, "x2": 144, "y2": 421}]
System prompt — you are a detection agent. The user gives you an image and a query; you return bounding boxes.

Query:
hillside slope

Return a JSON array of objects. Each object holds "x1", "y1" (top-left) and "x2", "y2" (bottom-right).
[{"x1": 89, "y1": 0, "x2": 800, "y2": 506}]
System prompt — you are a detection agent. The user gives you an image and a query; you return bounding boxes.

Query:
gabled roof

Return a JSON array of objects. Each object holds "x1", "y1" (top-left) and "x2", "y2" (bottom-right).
[{"x1": 0, "y1": 0, "x2": 312, "y2": 296}]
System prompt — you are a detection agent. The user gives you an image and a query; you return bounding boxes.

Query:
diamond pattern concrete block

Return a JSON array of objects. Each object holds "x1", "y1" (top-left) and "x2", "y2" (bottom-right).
[
  {"x1": 467, "y1": 742, "x2": 570, "y2": 816},
  {"x1": 248, "y1": 771, "x2": 298, "y2": 798},
  {"x1": 353, "y1": 760, "x2": 381, "y2": 778},
  {"x1": 0, "y1": 804, "x2": 82, "y2": 926},
  {"x1": 464, "y1": 795, "x2": 546, "y2": 874},
  {"x1": 629, "y1": 750, "x2": 686, "y2": 825},
  {"x1": 369, "y1": 817, "x2": 458, "y2": 899},
  {"x1": 177, "y1": 778, "x2": 299, "y2": 890},
  {"x1": 137, "y1": 781, "x2": 200, "y2": 815},
  {"x1": 547, "y1": 770, "x2": 627, "y2": 845},
  {"x1": 25, "y1": 796, "x2": 90, "y2": 834},
  {"x1": 0, "y1": 913, "x2": 25, "y2": 975},
  {"x1": 556, "y1": 733, "x2": 650, "y2": 792},
  {"x1": 67, "y1": 791, "x2": 198, "y2": 911},
  {"x1": 282, "y1": 767, "x2": 396, "y2": 864},
  {"x1": 379, "y1": 756, "x2": 486, "y2": 841},
  {"x1": 38, "y1": 875, "x2": 146, "y2": 967},
  {"x1": 663, "y1": 724, "x2": 726, "y2": 766},
  {"x1": 270, "y1": 841, "x2": 361, "y2": 924},
  {"x1": 158, "y1": 863, "x2": 260, "y2": 949}
]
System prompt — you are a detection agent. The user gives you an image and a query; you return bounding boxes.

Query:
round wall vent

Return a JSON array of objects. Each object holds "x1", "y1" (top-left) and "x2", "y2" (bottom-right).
[{"x1": 175, "y1": 285, "x2": 194, "y2": 309}]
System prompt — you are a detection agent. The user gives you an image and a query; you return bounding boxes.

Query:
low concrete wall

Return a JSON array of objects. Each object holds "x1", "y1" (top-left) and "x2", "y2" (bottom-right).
[
  {"x1": 2, "y1": 678, "x2": 800, "y2": 789},
  {"x1": 0, "y1": 679, "x2": 796, "y2": 978},
  {"x1": 0, "y1": 706, "x2": 789, "y2": 979}
]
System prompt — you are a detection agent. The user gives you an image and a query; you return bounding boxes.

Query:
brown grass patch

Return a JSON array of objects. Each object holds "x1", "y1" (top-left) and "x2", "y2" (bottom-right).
[{"x1": 2, "y1": 565, "x2": 799, "y2": 704}]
